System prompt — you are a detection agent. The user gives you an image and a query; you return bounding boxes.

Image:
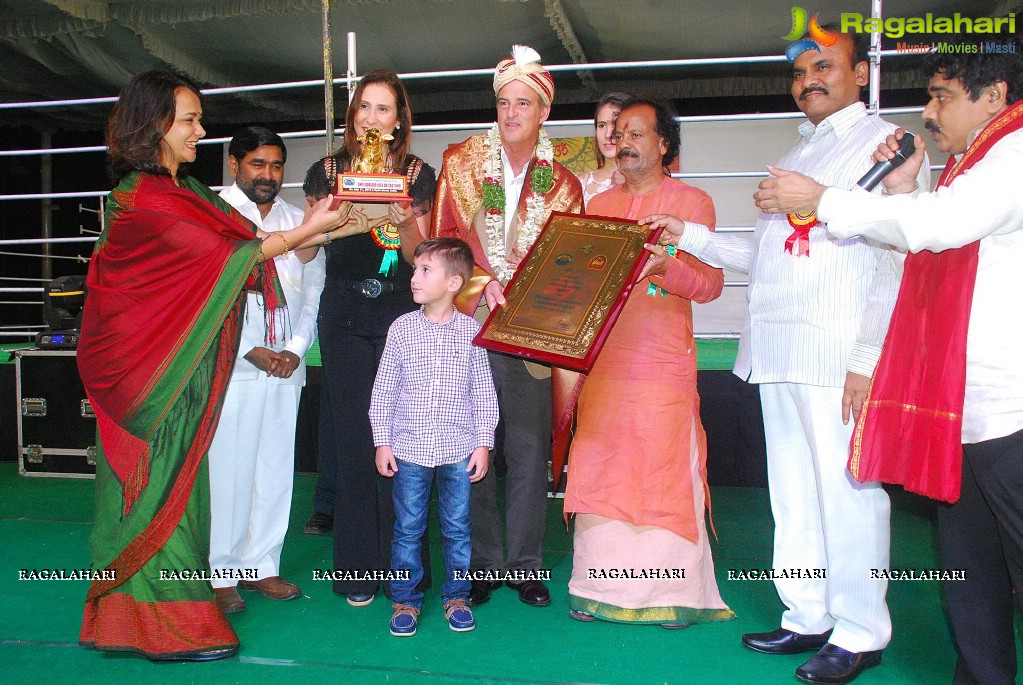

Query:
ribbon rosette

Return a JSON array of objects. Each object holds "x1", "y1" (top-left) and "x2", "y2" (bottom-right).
[
  {"x1": 371, "y1": 223, "x2": 402, "y2": 276},
  {"x1": 784, "y1": 211, "x2": 819, "y2": 257},
  {"x1": 647, "y1": 245, "x2": 677, "y2": 296}
]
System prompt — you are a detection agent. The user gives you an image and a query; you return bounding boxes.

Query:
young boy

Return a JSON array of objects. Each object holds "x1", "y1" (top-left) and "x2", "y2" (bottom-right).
[{"x1": 369, "y1": 237, "x2": 499, "y2": 636}]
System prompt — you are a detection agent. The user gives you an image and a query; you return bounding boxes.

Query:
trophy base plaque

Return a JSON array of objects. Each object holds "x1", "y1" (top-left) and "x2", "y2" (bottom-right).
[{"x1": 336, "y1": 172, "x2": 412, "y2": 203}]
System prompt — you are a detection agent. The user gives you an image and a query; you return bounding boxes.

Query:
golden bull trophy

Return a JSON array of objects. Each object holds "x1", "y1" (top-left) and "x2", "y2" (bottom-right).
[{"x1": 334, "y1": 128, "x2": 412, "y2": 202}]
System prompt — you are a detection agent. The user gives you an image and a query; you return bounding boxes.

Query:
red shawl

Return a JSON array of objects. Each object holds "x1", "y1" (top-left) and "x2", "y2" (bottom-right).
[{"x1": 849, "y1": 100, "x2": 1023, "y2": 503}]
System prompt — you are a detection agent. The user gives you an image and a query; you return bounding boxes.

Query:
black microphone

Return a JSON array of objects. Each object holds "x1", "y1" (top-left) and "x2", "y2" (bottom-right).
[{"x1": 856, "y1": 132, "x2": 916, "y2": 191}]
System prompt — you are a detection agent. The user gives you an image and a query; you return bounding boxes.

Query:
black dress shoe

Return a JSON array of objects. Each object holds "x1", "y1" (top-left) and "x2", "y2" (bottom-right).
[
  {"x1": 507, "y1": 579, "x2": 551, "y2": 607},
  {"x1": 303, "y1": 512, "x2": 332, "y2": 535},
  {"x1": 795, "y1": 643, "x2": 882, "y2": 684},
  {"x1": 468, "y1": 579, "x2": 502, "y2": 606},
  {"x1": 345, "y1": 592, "x2": 375, "y2": 607},
  {"x1": 742, "y1": 627, "x2": 833, "y2": 655}
]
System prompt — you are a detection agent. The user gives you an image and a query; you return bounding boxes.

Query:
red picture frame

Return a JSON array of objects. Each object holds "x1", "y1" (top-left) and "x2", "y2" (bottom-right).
[{"x1": 473, "y1": 211, "x2": 662, "y2": 372}]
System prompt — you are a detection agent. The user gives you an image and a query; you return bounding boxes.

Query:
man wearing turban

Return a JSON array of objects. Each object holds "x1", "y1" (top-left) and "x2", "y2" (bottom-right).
[{"x1": 432, "y1": 45, "x2": 583, "y2": 608}]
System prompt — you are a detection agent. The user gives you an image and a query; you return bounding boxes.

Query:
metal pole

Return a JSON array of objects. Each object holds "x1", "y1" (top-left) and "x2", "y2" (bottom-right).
[
  {"x1": 347, "y1": 32, "x2": 357, "y2": 108},
  {"x1": 321, "y1": 0, "x2": 335, "y2": 156},
  {"x1": 40, "y1": 131, "x2": 53, "y2": 282},
  {"x1": 869, "y1": 0, "x2": 883, "y2": 113}
]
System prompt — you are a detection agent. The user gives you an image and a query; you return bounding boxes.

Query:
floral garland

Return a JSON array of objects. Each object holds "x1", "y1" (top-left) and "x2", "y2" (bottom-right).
[{"x1": 482, "y1": 123, "x2": 554, "y2": 282}]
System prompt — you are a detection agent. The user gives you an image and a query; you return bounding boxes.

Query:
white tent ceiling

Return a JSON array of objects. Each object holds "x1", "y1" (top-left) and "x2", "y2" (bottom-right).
[{"x1": 0, "y1": 0, "x2": 1016, "y2": 131}]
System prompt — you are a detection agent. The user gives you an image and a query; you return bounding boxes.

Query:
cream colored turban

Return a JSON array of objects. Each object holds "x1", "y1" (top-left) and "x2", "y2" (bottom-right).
[{"x1": 493, "y1": 45, "x2": 555, "y2": 105}]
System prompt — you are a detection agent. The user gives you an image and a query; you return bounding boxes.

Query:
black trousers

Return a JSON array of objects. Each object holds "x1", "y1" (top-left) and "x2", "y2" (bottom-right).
[
  {"x1": 938, "y1": 428, "x2": 1023, "y2": 685},
  {"x1": 312, "y1": 402, "x2": 335, "y2": 517},
  {"x1": 470, "y1": 351, "x2": 552, "y2": 572},
  {"x1": 319, "y1": 327, "x2": 429, "y2": 595}
]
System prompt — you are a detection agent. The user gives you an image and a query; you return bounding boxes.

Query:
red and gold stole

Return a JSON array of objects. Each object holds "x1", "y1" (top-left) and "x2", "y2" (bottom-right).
[
  {"x1": 849, "y1": 100, "x2": 1023, "y2": 503},
  {"x1": 433, "y1": 135, "x2": 583, "y2": 314}
]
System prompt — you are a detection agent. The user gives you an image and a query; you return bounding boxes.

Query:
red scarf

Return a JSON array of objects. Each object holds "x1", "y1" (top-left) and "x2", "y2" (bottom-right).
[{"x1": 849, "y1": 100, "x2": 1023, "y2": 503}]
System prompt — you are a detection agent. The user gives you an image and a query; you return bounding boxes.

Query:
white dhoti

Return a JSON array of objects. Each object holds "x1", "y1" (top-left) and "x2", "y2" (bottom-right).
[{"x1": 208, "y1": 379, "x2": 301, "y2": 588}]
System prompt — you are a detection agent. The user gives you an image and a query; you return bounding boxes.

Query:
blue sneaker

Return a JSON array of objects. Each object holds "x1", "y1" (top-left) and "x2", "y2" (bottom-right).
[
  {"x1": 444, "y1": 598, "x2": 475, "y2": 632},
  {"x1": 389, "y1": 604, "x2": 419, "y2": 637}
]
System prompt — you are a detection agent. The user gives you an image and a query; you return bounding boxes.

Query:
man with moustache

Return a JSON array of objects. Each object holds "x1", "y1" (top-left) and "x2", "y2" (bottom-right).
[
  {"x1": 646, "y1": 26, "x2": 929, "y2": 684},
  {"x1": 432, "y1": 45, "x2": 583, "y2": 608},
  {"x1": 756, "y1": 45, "x2": 1023, "y2": 685},
  {"x1": 209, "y1": 126, "x2": 325, "y2": 613},
  {"x1": 563, "y1": 97, "x2": 732, "y2": 628}
]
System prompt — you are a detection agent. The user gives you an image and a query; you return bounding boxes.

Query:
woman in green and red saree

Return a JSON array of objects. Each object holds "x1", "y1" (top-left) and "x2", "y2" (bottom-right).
[{"x1": 77, "y1": 71, "x2": 349, "y2": 661}]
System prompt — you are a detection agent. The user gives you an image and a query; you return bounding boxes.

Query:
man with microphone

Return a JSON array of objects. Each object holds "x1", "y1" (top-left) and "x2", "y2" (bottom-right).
[
  {"x1": 645, "y1": 25, "x2": 929, "y2": 685},
  {"x1": 756, "y1": 44, "x2": 1023, "y2": 685}
]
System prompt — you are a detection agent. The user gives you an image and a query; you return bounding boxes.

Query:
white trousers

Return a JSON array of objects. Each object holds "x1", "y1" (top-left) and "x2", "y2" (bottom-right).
[
  {"x1": 760, "y1": 383, "x2": 891, "y2": 652},
  {"x1": 208, "y1": 379, "x2": 301, "y2": 588}
]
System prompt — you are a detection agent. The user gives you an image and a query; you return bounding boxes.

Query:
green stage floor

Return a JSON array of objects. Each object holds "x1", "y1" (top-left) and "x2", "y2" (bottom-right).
[{"x1": 0, "y1": 462, "x2": 1010, "y2": 684}]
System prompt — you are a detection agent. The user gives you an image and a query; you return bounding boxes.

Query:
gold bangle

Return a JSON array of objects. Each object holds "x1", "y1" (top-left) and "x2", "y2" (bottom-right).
[{"x1": 275, "y1": 232, "x2": 291, "y2": 256}]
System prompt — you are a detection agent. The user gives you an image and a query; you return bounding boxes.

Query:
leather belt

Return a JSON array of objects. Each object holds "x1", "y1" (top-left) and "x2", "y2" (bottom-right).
[{"x1": 336, "y1": 278, "x2": 409, "y2": 299}]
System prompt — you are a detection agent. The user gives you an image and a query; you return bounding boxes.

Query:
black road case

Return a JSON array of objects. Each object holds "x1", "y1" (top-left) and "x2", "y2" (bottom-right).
[{"x1": 15, "y1": 349, "x2": 96, "y2": 478}]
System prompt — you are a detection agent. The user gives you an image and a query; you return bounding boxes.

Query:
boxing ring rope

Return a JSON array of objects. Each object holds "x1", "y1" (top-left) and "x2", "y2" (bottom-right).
[{"x1": 3, "y1": 7, "x2": 928, "y2": 339}]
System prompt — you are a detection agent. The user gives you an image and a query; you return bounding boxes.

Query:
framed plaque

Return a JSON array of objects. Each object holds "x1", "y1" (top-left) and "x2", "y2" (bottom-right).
[{"x1": 474, "y1": 212, "x2": 662, "y2": 372}]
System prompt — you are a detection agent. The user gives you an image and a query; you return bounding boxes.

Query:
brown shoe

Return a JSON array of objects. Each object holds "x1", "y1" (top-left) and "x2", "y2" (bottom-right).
[
  {"x1": 214, "y1": 586, "x2": 246, "y2": 614},
  {"x1": 238, "y1": 576, "x2": 301, "y2": 600}
]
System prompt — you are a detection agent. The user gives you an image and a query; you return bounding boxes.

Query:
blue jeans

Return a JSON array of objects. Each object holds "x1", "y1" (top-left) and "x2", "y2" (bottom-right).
[{"x1": 390, "y1": 456, "x2": 472, "y2": 609}]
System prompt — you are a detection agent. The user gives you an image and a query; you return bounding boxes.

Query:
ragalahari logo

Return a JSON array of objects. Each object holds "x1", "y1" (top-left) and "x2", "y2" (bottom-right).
[{"x1": 783, "y1": 7, "x2": 841, "y2": 62}]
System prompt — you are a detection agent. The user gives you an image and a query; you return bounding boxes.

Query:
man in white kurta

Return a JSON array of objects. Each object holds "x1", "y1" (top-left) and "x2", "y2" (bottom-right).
[
  {"x1": 209, "y1": 127, "x2": 325, "y2": 612},
  {"x1": 757, "y1": 46, "x2": 1023, "y2": 685},
  {"x1": 654, "y1": 31, "x2": 930, "y2": 685}
]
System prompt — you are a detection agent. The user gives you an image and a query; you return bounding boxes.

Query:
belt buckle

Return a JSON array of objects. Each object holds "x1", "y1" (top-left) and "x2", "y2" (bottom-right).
[{"x1": 359, "y1": 278, "x2": 383, "y2": 298}]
